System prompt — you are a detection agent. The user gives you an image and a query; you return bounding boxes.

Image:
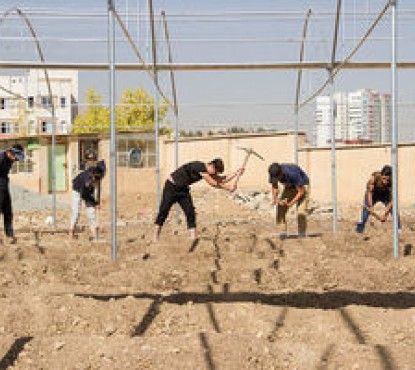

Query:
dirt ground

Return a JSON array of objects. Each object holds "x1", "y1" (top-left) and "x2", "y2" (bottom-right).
[{"x1": 0, "y1": 189, "x2": 415, "y2": 369}]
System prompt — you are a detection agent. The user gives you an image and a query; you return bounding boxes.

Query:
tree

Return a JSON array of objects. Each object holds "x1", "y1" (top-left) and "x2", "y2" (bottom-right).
[
  {"x1": 73, "y1": 87, "x2": 169, "y2": 133},
  {"x1": 116, "y1": 88, "x2": 169, "y2": 132},
  {"x1": 73, "y1": 88, "x2": 109, "y2": 133}
]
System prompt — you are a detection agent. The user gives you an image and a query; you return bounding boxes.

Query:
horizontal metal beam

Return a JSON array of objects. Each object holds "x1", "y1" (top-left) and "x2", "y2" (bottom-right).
[{"x1": 1, "y1": 61, "x2": 415, "y2": 71}]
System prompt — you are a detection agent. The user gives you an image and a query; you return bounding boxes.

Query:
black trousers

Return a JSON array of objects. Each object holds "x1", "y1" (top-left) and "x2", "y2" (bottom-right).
[
  {"x1": 0, "y1": 188, "x2": 14, "y2": 237},
  {"x1": 155, "y1": 180, "x2": 196, "y2": 228}
]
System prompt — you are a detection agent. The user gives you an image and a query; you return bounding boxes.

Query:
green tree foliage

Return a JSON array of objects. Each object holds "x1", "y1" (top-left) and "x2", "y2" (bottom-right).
[
  {"x1": 116, "y1": 88, "x2": 169, "y2": 132},
  {"x1": 73, "y1": 87, "x2": 169, "y2": 133},
  {"x1": 73, "y1": 88, "x2": 109, "y2": 133}
]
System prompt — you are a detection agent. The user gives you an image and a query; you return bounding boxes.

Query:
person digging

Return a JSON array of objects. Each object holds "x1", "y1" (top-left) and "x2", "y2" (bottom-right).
[
  {"x1": 69, "y1": 160, "x2": 106, "y2": 241},
  {"x1": 0, "y1": 144, "x2": 25, "y2": 244},
  {"x1": 268, "y1": 163, "x2": 310, "y2": 240},
  {"x1": 356, "y1": 165, "x2": 401, "y2": 234},
  {"x1": 153, "y1": 158, "x2": 244, "y2": 242}
]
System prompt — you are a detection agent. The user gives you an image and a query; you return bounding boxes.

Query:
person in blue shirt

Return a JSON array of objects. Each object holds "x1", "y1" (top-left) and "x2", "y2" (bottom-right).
[
  {"x1": 0, "y1": 144, "x2": 25, "y2": 244},
  {"x1": 70, "y1": 160, "x2": 106, "y2": 241},
  {"x1": 268, "y1": 163, "x2": 310, "y2": 240}
]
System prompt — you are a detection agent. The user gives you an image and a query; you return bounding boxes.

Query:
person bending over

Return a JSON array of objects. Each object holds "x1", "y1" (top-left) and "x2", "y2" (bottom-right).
[
  {"x1": 154, "y1": 158, "x2": 244, "y2": 242},
  {"x1": 70, "y1": 160, "x2": 106, "y2": 241},
  {"x1": 268, "y1": 163, "x2": 310, "y2": 240},
  {"x1": 356, "y1": 165, "x2": 400, "y2": 233}
]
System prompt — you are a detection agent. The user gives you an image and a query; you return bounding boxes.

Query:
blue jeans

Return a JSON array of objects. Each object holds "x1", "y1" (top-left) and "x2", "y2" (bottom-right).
[{"x1": 356, "y1": 191, "x2": 401, "y2": 233}]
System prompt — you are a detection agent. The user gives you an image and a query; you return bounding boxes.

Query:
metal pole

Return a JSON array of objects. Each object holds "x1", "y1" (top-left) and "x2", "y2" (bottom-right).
[
  {"x1": 161, "y1": 11, "x2": 180, "y2": 223},
  {"x1": 329, "y1": 72, "x2": 338, "y2": 233},
  {"x1": 149, "y1": 0, "x2": 160, "y2": 209},
  {"x1": 51, "y1": 86, "x2": 57, "y2": 229},
  {"x1": 391, "y1": 0, "x2": 399, "y2": 257},
  {"x1": 294, "y1": 9, "x2": 312, "y2": 165},
  {"x1": 108, "y1": 0, "x2": 117, "y2": 260},
  {"x1": 329, "y1": 0, "x2": 341, "y2": 233}
]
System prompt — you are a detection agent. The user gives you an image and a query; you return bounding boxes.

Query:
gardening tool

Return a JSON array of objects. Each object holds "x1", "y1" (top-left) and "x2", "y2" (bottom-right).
[
  {"x1": 363, "y1": 205, "x2": 383, "y2": 222},
  {"x1": 234, "y1": 147, "x2": 265, "y2": 187}
]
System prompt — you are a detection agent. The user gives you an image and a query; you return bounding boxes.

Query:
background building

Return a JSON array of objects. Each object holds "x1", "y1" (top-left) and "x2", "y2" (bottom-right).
[
  {"x1": 315, "y1": 89, "x2": 391, "y2": 146},
  {"x1": 0, "y1": 69, "x2": 78, "y2": 136},
  {"x1": 314, "y1": 96, "x2": 331, "y2": 147}
]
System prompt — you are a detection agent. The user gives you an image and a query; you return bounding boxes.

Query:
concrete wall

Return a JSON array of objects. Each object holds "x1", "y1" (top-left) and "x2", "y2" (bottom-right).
[
  {"x1": 5, "y1": 132, "x2": 415, "y2": 207},
  {"x1": 299, "y1": 144, "x2": 415, "y2": 205}
]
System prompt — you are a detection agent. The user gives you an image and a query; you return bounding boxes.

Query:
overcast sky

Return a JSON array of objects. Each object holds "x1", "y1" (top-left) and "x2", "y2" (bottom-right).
[{"x1": 1, "y1": 0, "x2": 415, "y2": 141}]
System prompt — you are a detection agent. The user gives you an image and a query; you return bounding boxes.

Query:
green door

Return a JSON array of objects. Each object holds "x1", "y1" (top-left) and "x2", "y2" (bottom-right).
[{"x1": 48, "y1": 144, "x2": 67, "y2": 192}]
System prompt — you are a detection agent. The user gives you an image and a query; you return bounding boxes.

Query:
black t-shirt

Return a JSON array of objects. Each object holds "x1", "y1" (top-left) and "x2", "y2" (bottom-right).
[
  {"x1": 72, "y1": 169, "x2": 99, "y2": 206},
  {"x1": 0, "y1": 151, "x2": 14, "y2": 190},
  {"x1": 171, "y1": 161, "x2": 207, "y2": 187}
]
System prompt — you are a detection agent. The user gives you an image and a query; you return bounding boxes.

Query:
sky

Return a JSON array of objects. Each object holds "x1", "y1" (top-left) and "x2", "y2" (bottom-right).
[{"x1": 0, "y1": 0, "x2": 415, "y2": 142}]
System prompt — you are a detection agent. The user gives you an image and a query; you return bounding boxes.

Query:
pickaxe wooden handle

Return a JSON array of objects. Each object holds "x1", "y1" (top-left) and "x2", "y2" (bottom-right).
[
  {"x1": 234, "y1": 151, "x2": 251, "y2": 186},
  {"x1": 234, "y1": 147, "x2": 264, "y2": 187}
]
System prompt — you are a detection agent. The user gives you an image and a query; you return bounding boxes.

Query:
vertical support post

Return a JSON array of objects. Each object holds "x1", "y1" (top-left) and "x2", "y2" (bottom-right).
[
  {"x1": 329, "y1": 71, "x2": 338, "y2": 233},
  {"x1": 51, "y1": 87, "x2": 56, "y2": 229},
  {"x1": 329, "y1": 0, "x2": 341, "y2": 234},
  {"x1": 108, "y1": 0, "x2": 117, "y2": 260},
  {"x1": 149, "y1": 0, "x2": 160, "y2": 209},
  {"x1": 161, "y1": 11, "x2": 180, "y2": 223},
  {"x1": 391, "y1": 0, "x2": 399, "y2": 257}
]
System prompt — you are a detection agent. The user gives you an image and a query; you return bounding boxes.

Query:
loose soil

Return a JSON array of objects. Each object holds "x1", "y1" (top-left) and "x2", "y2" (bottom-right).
[{"x1": 1, "y1": 189, "x2": 414, "y2": 369}]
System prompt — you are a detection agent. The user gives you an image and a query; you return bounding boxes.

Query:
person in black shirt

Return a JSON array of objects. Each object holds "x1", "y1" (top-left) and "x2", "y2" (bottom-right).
[
  {"x1": 0, "y1": 144, "x2": 25, "y2": 244},
  {"x1": 70, "y1": 160, "x2": 106, "y2": 241},
  {"x1": 153, "y1": 158, "x2": 244, "y2": 242}
]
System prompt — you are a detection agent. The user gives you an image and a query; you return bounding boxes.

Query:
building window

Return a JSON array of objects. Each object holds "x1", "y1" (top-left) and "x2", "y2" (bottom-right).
[
  {"x1": 0, "y1": 141, "x2": 34, "y2": 174},
  {"x1": 61, "y1": 120, "x2": 68, "y2": 134},
  {"x1": 28, "y1": 96, "x2": 34, "y2": 108},
  {"x1": 41, "y1": 121, "x2": 52, "y2": 133},
  {"x1": 0, "y1": 98, "x2": 5, "y2": 110},
  {"x1": 79, "y1": 139, "x2": 99, "y2": 170},
  {"x1": 41, "y1": 96, "x2": 52, "y2": 108},
  {"x1": 0, "y1": 122, "x2": 11, "y2": 134},
  {"x1": 29, "y1": 120, "x2": 36, "y2": 135},
  {"x1": 60, "y1": 97, "x2": 66, "y2": 108},
  {"x1": 117, "y1": 134, "x2": 155, "y2": 168}
]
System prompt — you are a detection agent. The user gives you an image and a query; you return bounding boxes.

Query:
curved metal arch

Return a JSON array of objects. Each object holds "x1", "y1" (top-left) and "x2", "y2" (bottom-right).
[{"x1": 0, "y1": 7, "x2": 57, "y2": 228}]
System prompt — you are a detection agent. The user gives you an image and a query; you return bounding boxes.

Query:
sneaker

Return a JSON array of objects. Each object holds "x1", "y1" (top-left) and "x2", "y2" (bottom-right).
[{"x1": 355, "y1": 223, "x2": 364, "y2": 234}]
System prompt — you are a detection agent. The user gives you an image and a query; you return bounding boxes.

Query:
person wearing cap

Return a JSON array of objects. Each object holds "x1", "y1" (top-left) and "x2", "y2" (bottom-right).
[
  {"x1": 153, "y1": 158, "x2": 244, "y2": 242},
  {"x1": 268, "y1": 163, "x2": 310, "y2": 240},
  {"x1": 356, "y1": 165, "x2": 401, "y2": 233},
  {"x1": 69, "y1": 161, "x2": 106, "y2": 241},
  {"x1": 0, "y1": 144, "x2": 25, "y2": 243}
]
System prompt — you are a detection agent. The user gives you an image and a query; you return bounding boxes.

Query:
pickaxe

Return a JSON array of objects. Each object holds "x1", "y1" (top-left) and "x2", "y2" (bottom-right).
[
  {"x1": 234, "y1": 146, "x2": 265, "y2": 186},
  {"x1": 363, "y1": 205, "x2": 383, "y2": 222}
]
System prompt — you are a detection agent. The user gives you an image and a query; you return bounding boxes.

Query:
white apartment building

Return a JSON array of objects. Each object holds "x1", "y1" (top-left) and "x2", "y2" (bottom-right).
[
  {"x1": 314, "y1": 96, "x2": 331, "y2": 146},
  {"x1": 380, "y1": 93, "x2": 391, "y2": 143},
  {"x1": 348, "y1": 89, "x2": 382, "y2": 142},
  {"x1": 315, "y1": 89, "x2": 391, "y2": 146},
  {"x1": 0, "y1": 69, "x2": 78, "y2": 136},
  {"x1": 314, "y1": 93, "x2": 348, "y2": 146}
]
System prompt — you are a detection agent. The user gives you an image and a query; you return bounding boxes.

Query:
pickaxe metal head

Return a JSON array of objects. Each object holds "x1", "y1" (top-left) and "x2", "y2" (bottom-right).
[{"x1": 237, "y1": 146, "x2": 265, "y2": 161}]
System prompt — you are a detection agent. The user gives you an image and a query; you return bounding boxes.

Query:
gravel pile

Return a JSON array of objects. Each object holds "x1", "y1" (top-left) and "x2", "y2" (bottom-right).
[{"x1": 10, "y1": 184, "x2": 70, "y2": 211}]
